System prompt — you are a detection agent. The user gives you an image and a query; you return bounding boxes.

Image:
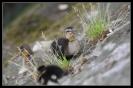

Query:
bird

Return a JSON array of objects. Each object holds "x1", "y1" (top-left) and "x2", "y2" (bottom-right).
[
  {"x1": 37, "y1": 65, "x2": 67, "y2": 85},
  {"x1": 50, "y1": 26, "x2": 81, "y2": 60}
]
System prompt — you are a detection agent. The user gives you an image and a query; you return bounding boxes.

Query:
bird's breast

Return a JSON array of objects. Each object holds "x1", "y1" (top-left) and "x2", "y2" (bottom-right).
[{"x1": 66, "y1": 40, "x2": 80, "y2": 55}]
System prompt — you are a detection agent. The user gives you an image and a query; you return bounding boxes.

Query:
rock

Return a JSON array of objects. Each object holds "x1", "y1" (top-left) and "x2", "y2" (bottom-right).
[{"x1": 32, "y1": 40, "x2": 52, "y2": 53}]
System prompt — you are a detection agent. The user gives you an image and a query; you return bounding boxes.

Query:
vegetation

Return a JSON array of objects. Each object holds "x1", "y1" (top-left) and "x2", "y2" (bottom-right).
[
  {"x1": 78, "y1": 3, "x2": 110, "y2": 42},
  {"x1": 86, "y1": 16, "x2": 108, "y2": 41},
  {"x1": 57, "y1": 56, "x2": 70, "y2": 71}
]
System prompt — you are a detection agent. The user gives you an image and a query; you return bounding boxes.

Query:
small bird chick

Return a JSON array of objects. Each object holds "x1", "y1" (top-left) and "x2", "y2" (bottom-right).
[
  {"x1": 51, "y1": 26, "x2": 81, "y2": 60},
  {"x1": 37, "y1": 65, "x2": 66, "y2": 85}
]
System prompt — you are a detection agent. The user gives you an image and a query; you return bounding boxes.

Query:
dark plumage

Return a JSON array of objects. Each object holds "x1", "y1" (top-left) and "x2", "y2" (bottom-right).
[
  {"x1": 64, "y1": 26, "x2": 74, "y2": 32},
  {"x1": 37, "y1": 65, "x2": 66, "y2": 85},
  {"x1": 50, "y1": 37, "x2": 73, "y2": 60}
]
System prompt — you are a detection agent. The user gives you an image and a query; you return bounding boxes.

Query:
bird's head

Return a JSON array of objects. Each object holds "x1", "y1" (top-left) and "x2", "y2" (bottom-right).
[{"x1": 64, "y1": 27, "x2": 76, "y2": 42}]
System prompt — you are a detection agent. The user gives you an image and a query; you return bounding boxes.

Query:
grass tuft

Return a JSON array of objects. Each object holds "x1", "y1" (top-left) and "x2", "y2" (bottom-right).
[
  {"x1": 86, "y1": 16, "x2": 107, "y2": 40},
  {"x1": 56, "y1": 56, "x2": 70, "y2": 71}
]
